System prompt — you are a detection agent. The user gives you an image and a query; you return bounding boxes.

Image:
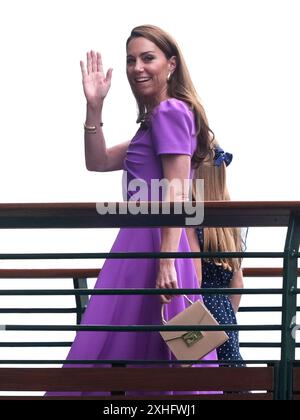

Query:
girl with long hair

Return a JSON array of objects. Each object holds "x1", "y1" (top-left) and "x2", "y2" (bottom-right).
[{"x1": 190, "y1": 145, "x2": 245, "y2": 365}]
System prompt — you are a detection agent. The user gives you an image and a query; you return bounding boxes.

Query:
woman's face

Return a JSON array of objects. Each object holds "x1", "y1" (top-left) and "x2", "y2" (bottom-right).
[{"x1": 126, "y1": 37, "x2": 176, "y2": 104}]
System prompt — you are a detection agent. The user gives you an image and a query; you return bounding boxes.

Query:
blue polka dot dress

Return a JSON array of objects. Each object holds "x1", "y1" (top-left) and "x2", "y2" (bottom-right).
[{"x1": 196, "y1": 227, "x2": 244, "y2": 367}]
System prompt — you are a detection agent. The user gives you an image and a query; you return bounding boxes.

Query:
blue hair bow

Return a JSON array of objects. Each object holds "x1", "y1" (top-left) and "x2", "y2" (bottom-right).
[{"x1": 214, "y1": 146, "x2": 233, "y2": 167}]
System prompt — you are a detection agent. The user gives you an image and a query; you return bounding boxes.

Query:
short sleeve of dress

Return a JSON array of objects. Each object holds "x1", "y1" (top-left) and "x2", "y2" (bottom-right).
[{"x1": 151, "y1": 99, "x2": 195, "y2": 156}]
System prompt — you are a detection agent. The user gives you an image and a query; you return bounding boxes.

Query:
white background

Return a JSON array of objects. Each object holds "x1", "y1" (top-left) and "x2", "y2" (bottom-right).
[{"x1": 0, "y1": 0, "x2": 299, "y2": 392}]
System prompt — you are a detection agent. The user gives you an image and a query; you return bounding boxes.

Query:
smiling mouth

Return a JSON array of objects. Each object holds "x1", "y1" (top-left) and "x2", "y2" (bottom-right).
[{"x1": 135, "y1": 77, "x2": 152, "y2": 84}]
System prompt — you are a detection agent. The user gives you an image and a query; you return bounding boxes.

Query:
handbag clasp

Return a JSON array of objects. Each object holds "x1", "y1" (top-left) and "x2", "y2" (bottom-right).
[{"x1": 182, "y1": 331, "x2": 203, "y2": 347}]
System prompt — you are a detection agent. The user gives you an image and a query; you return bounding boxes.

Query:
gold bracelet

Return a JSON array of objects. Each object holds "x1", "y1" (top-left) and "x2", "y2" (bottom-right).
[{"x1": 84, "y1": 122, "x2": 104, "y2": 133}]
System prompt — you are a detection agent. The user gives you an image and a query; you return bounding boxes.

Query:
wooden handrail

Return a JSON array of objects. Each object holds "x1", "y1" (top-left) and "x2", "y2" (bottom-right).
[
  {"x1": 0, "y1": 267, "x2": 298, "y2": 278},
  {"x1": 243, "y1": 268, "x2": 300, "y2": 277},
  {"x1": 0, "y1": 367, "x2": 274, "y2": 393},
  {"x1": 0, "y1": 268, "x2": 101, "y2": 278},
  {"x1": 0, "y1": 201, "x2": 299, "y2": 228}
]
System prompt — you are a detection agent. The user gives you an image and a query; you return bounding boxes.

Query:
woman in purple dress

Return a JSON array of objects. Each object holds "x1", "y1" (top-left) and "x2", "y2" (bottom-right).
[{"x1": 47, "y1": 25, "x2": 218, "y2": 396}]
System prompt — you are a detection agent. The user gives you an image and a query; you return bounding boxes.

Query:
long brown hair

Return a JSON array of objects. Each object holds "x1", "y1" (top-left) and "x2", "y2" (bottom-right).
[
  {"x1": 126, "y1": 24, "x2": 215, "y2": 165},
  {"x1": 193, "y1": 146, "x2": 243, "y2": 271}
]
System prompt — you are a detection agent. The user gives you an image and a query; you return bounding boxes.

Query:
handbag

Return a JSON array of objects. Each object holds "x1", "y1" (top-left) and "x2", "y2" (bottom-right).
[{"x1": 159, "y1": 295, "x2": 229, "y2": 365}]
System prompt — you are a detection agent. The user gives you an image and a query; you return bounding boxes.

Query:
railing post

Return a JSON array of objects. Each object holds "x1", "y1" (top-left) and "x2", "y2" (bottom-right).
[
  {"x1": 73, "y1": 277, "x2": 89, "y2": 324},
  {"x1": 279, "y1": 213, "x2": 300, "y2": 400}
]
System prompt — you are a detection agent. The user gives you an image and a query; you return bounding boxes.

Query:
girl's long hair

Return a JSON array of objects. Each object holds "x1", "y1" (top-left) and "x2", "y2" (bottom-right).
[
  {"x1": 126, "y1": 24, "x2": 214, "y2": 165},
  {"x1": 193, "y1": 146, "x2": 243, "y2": 271}
]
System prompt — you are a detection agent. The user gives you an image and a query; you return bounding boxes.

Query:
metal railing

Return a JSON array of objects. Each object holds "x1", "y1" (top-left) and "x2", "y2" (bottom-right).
[{"x1": 0, "y1": 201, "x2": 299, "y2": 399}]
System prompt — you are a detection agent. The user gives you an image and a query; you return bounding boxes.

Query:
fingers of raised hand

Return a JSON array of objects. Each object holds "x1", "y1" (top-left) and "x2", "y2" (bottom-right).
[
  {"x1": 86, "y1": 51, "x2": 92, "y2": 74},
  {"x1": 80, "y1": 60, "x2": 86, "y2": 78},
  {"x1": 97, "y1": 52, "x2": 104, "y2": 74},
  {"x1": 85, "y1": 51, "x2": 104, "y2": 76},
  {"x1": 91, "y1": 50, "x2": 97, "y2": 72},
  {"x1": 106, "y1": 68, "x2": 113, "y2": 83},
  {"x1": 86, "y1": 50, "x2": 98, "y2": 74}
]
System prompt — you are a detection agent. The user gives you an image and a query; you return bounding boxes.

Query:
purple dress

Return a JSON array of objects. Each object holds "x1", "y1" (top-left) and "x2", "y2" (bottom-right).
[{"x1": 46, "y1": 99, "x2": 217, "y2": 396}]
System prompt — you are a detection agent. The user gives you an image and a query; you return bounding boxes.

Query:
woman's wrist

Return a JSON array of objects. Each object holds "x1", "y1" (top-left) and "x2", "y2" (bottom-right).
[
  {"x1": 159, "y1": 258, "x2": 175, "y2": 268},
  {"x1": 86, "y1": 102, "x2": 104, "y2": 128},
  {"x1": 86, "y1": 101, "x2": 103, "y2": 114}
]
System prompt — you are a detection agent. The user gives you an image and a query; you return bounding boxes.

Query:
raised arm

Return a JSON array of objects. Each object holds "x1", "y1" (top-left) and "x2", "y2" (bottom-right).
[{"x1": 81, "y1": 51, "x2": 130, "y2": 172}]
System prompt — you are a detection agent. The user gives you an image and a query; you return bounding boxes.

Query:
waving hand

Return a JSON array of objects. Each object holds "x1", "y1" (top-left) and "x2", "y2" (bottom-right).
[{"x1": 80, "y1": 50, "x2": 113, "y2": 109}]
